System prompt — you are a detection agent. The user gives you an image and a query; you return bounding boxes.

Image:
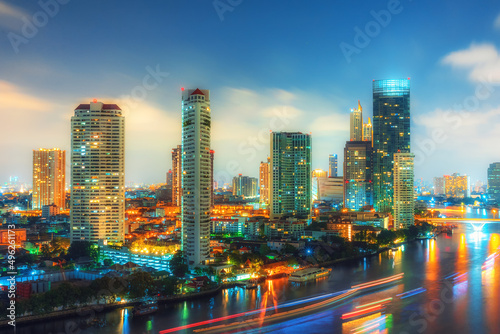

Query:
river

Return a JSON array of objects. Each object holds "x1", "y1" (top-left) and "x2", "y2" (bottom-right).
[{"x1": 9, "y1": 207, "x2": 500, "y2": 334}]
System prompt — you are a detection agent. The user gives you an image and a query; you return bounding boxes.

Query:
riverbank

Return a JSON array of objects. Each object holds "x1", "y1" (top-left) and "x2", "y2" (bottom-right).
[{"x1": 0, "y1": 285, "x2": 222, "y2": 328}]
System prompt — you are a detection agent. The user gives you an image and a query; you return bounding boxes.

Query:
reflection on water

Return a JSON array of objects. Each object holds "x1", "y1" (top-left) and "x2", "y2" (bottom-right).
[{"x1": 12, "y1": 225, "x2": 500, "y2": 334}]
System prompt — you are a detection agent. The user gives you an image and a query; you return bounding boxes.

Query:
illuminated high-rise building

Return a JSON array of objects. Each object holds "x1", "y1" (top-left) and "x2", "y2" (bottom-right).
[
  {"x1": 343, "y1": 141, "x2": 373, "y2": 211},
  {"x1": 433, "y1": 177, "x2": 445, "y2": 196},
  {"x1": 362, "y1": 117, "x2": 373, "y2": 143},
  {"x1": 393, "y1": 153, "x2": 415, "y2": 228},
  {"x1": 210, "y1": 150, "x2": 214, "y2": 208},
  {"x1": 259, "y1": 158, "x2": 270, "y2": 205},
  {"x1": 329, "y1": 154, "x2": 338, "y2": 177},
  {"x1": 232, "y1": 175, "x2": 258, "y2": 198},
  {"x1": 444, "y1": 173, "x2": 470, "y2": 198},
  {"x1": 166, "y1": 169, "x2": 173, "y2": 186},
  {"x1": 32, "y1": 148, "x2": 66, "y2": 209},
  {"x1": 350, "y1": 101, "x2": 363, "y2": 141},
  {"x1": 171, "y1": 145, "x2": 182, "y2": 206},
  {"x1": 270, "y1": 132, "x2": 311, "y2": 220},
  {"x1": 488, "y1": 163, "x2": 500, "y2": 202},
  {"x1": 70, "y1": 101, "x2": 125, "y2": 244},
  {"x1": 372, "y1": 79, "x2": 411, "y2": 212},
  {"x1": 181, "y1": 88, "x2": 211, "y2": 266},
  {"x1": 312, "y1": 169, "x2": 328, "y2": 201}
]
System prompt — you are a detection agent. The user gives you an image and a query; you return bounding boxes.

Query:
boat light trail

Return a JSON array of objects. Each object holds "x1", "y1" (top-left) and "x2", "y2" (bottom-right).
[{"x1": 355, "y1": 298, "x2": 392, "y2": 309}]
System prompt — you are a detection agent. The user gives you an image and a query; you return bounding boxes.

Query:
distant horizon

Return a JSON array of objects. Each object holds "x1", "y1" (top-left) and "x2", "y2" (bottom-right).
[{"x1": 1, "y1": 1, "x2": 500, "y2": 187}]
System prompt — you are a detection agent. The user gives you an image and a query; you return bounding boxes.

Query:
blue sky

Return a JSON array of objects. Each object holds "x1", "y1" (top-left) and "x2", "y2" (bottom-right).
[{"x1": 1, "y1": 0, "x2": 500, "y2": 187}]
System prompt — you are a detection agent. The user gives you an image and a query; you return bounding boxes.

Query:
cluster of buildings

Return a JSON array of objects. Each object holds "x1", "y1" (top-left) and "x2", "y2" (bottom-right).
[{"x1": 6, "y1": 79, "x2": 500, "y2": 271}]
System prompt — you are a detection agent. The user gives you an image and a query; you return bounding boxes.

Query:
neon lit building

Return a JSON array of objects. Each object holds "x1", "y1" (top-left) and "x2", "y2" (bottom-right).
[
  {"x1": 329, "y1": 154, "x2": 338, "y2": 177},
  {"x1": 344, "y1": 141, "x2": 373, "y2": 211},
  {"x1": 350, "y1": 101, "x2": 363, "y2": 141},
  {"x1": 372, "y1": 79, "x2": 411, "y2": 212},
  {"x1": 181, "y1": 88, "x2": 211, "y2": 266},
  {"x1": 32, "y1": 148, "x2": 66, "y2": 210},
  {"x1": 444, "y1": 173, "x2": 470, "y2": 198},
  {"x1": 259, "y1": 158, "x2": 270, "y2": 205},
  {"x1": 488, "y1": 162, "x2": 500, "y2": 202},
  {"x1": 171, "y1": 145, "x2": 182, "y2": 206},
  {"x1": 270, "y1": 132, "x2": 311, "y2": 220},
  {"x1": 393, "y1": 152, "x2": 415, "y2": 229},
  {"x1": 70, "y1": 101, "x2": 125, "y2": 244}
]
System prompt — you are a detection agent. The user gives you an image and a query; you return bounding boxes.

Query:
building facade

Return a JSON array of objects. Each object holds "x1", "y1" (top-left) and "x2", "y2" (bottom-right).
[
  {"x1": 363, "y1": 117, "x2": 373, "y2": 143},
  {"x1": 433, "y1": 177, "x2": 445, "y2": 196},
  {"x1": 70, "y1": 101, "x2": 125, "y2": 243},
  {"x1": 444, "y1": 173, "x2": 470, "y2": 198},
  {"x1": 318, "y1": 177, "x2": 344, "y2": 203},
  {"x1": 259, "y1": 158, "x2": 270, "y2": 205},
  {"x1": 372, "y1": 79, "x2": 411, "y2": 212},
  {"x1": 488, "y1": 163, "x2": 500, "y2": 202},
  {"x1": 312, "y1": 169, "x2": 328, "y2": 201},
  {"x1": 270, "y1": 132, "x2": 312, "y2": 220},
  {"x1": 181, "y1": 88, "x2": 211, "y2": 266},
  {"x1": 393, "y1": 153, "x2": 415, "y2": 229},
  {"x1": 329, "y1": 154, "x2": 338, "y2": 177},
  {"x1": 32, "y1": 148, "x2": 66, "y2": 210},
  {"x1": 232, "y1": 175, "x2": 258, "y2": 198},
  {"x1": 344, "y1": 141, "x2": 373, "y2": 211},
  {"x1": 350, "y1": 101, "x2": 363, "y2": 141},
  {"x1": 171, "y1": 145, "x2": 182, "y2": 206}
]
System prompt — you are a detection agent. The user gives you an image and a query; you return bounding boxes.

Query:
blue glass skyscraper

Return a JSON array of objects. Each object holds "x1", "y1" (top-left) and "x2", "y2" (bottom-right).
[{"x1": 372, "y1": 79, "x2": 411, "y2": 212}]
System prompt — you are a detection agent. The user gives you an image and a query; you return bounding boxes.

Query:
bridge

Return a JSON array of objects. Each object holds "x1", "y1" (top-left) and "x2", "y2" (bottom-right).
[{"x1": 420, "y1": 218, "x2": 500, "y2": 232}]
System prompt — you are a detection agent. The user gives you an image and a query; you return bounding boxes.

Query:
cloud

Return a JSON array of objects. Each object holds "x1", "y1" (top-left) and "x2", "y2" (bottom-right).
[
  {"x1": 0, "y1": 80, "x2": 54, "y2": 113},
  {"x1": 441, "y1": 43, "x2": 500, "y2": 83},
  {"x1": 495, "y1": 13, "x2": 500, "y2": 30},
  {"x1": 0, "y1": 1, "x2": 27, "y2": 31}
]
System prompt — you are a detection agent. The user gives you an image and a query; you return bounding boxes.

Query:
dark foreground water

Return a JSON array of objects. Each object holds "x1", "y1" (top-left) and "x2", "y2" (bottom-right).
[{"x1": 8, "y1": 223, "x2": 500, "y2": 334}]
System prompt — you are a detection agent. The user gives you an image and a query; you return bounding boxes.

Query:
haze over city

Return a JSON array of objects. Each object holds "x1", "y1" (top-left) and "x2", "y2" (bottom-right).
[{"x1": 1, "y1": 0, "x2": 500, "y2": 186}]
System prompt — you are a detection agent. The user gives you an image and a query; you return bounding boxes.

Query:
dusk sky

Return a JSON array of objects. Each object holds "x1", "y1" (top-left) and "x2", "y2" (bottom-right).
[{"x1": 1, "y1": 0, "x2": 500, "y2": 187}]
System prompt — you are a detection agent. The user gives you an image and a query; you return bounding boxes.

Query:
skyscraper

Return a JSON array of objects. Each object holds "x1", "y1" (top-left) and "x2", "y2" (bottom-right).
[
  {"x1": 70, "y1": 101, "x2": 125, "y2": 244},
  {"x1": 166, "y1": 169, "x2": 173, "y2": 186},
  {"x1": 372, "y1": 79, "x2": 411, "y2": 212},
  {"x1": 270, "y1": 132, "x2": 311, "y2": 220},
  {"x1": 171, "y1": 145, "x2": 182, "y2": 206},
  {"x1": 329, "y1": 154, "x2": 338, "y2": 177},
  {"x1": 32, "y1": 148, "x2": 66, "y2": 209},
  {"x1": 259, "y1": 158, "x2": 270, "y2": 205},
  {"x1": 312, "y1": 169, "x2": 328, "y2": 201},
  {"x1": 350, "y1": 101, "x2": 363, "y2": 141},
  {"x1": 344, "y1": 141, "x2": 373, "y2": 211},
  {"x1": 232, "y1": 175, "x2": 258, "y2": 198},
  {"x1": 433, "y1": 177, "x2": 445, "y2": 196},
  {"x1": 444, "y1": 173, "x2": 470, "y2": 198},
  {"x1": 488, "y1": 163, "x2": 500, "y2": 202},
  {"x1": 181, "y1": 88, "x2": 211, "y2": 266},
  {"x1": 362, "y1": 117, "x2": 373, "y2": 143},
  {"x1": 393, "y1": 153, "x2": 415, "y2": 229},
  {"x1": 210, "y1": 150, "x2": 215, "y2": 208}
]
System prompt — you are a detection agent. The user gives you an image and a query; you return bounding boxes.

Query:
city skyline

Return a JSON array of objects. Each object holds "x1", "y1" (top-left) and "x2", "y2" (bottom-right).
[{"x1": 1, "y1": 1, "x2": 500, "y2": 187}]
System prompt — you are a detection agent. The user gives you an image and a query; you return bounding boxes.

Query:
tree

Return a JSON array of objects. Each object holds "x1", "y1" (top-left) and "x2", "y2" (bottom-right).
[
  {"x1": 67, "y1": 241, "x2": 99, "y2": 262},
  {"x1": 376, "y1": 229, "x2": 396, "y2": 246},
  {"x1": 128, "y1": 271, "x2": 155, "y2": 299},
  {"x1": 170, "y1": 250, "x2": 189, "y2": 278},
  {"x1": 259, "y1": 244, "x2": 272, "y2": 256},
  {"x1": 41, "y1": 244, "x2": 51, "y2": 258},
  {"x1": 157, "y1": 276, "x2": 179, "y2": 296},
  {"x1": 103, "y1": 258, "x2": 114, "y2": 267},
  {"x1": 281, "y1": 243, "x2": 298, "y2": 255}
]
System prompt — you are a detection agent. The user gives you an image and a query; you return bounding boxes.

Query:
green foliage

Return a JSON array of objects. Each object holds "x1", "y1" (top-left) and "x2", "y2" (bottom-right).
[
  {"x1": 259, "y1": 244, "x2": 272, "y2": 256},
  {"x1": 67, "y1": 241, "x2": 99, "y2": 262},
  {"x1": 170, "y1": 250, "x2": 189, "y2": 277},
  {"x1": 156, "y1": 276, "x2": 179, "y2": 296},
  {"x1": 376, "y1": 229, "x2": 396, "y2": 246},
  {"x1": 103, "y1": 258, "x2": 114, "y2": 267},
  {"x1": 281, "y1": 243, "x2": 298, "y2": 254},
  {"x1": 128, "y1": 271, "x2": 156, "y2": 299}
]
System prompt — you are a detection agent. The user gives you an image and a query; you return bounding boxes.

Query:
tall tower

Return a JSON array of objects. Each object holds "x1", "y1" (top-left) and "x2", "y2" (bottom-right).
[
  {"x1": 270, "y1": 132, "x2": 311, "y2": 220},
  {"x1": 363, "y1": 117, "x2": 373, "y2": 143},
  {"x1": 32, "y1": 148, "x2": 66, "y2": 209},
  {"x1": 259, "y1": 158, "x2": 270, "y2": 205},
  {"x1": 393, "y1": 152, "x2": 415, "y2": 229},
  {"x1": 171, "y1": 145, "x2": 182, "y2": 206},
  {"x1": 181, "y1": 88, "x2": 211, "y2": 266},
  {"x1": 344, "y1": 141, "x2": 373, "y2": 211},
  {"x1": 350, "y1": 101, "x2": 363, "y2": 141},
  {"x1": 329, "y1": 154, "x2": 338, "y2": 177},
  {"x1": 210, "y1": 150, "x2": 215, "y2": 208},
  {"x1": 488, "y1": 163, "x2": 500, "y2": 203},
  {"x1": 372, "y1": 79, "x2": 411, "y2": 212},
  {"x1": 70, "y1": 101, "x2": 125, "y2": 244}
]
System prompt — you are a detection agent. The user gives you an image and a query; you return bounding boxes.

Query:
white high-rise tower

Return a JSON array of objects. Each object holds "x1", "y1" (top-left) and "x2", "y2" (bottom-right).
[
  {"x1": 393, "y1": 152, "x2": 415, "y2": 229},
  {"x1": 181, "y1": 88, "x2": 211, "y2": 266},
  {"x1": 350, "y1": 100, "x2": 363, "y2": 141},
  {"x1": 70, "y1": 100, "x2": 125, "y2": 244}
]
